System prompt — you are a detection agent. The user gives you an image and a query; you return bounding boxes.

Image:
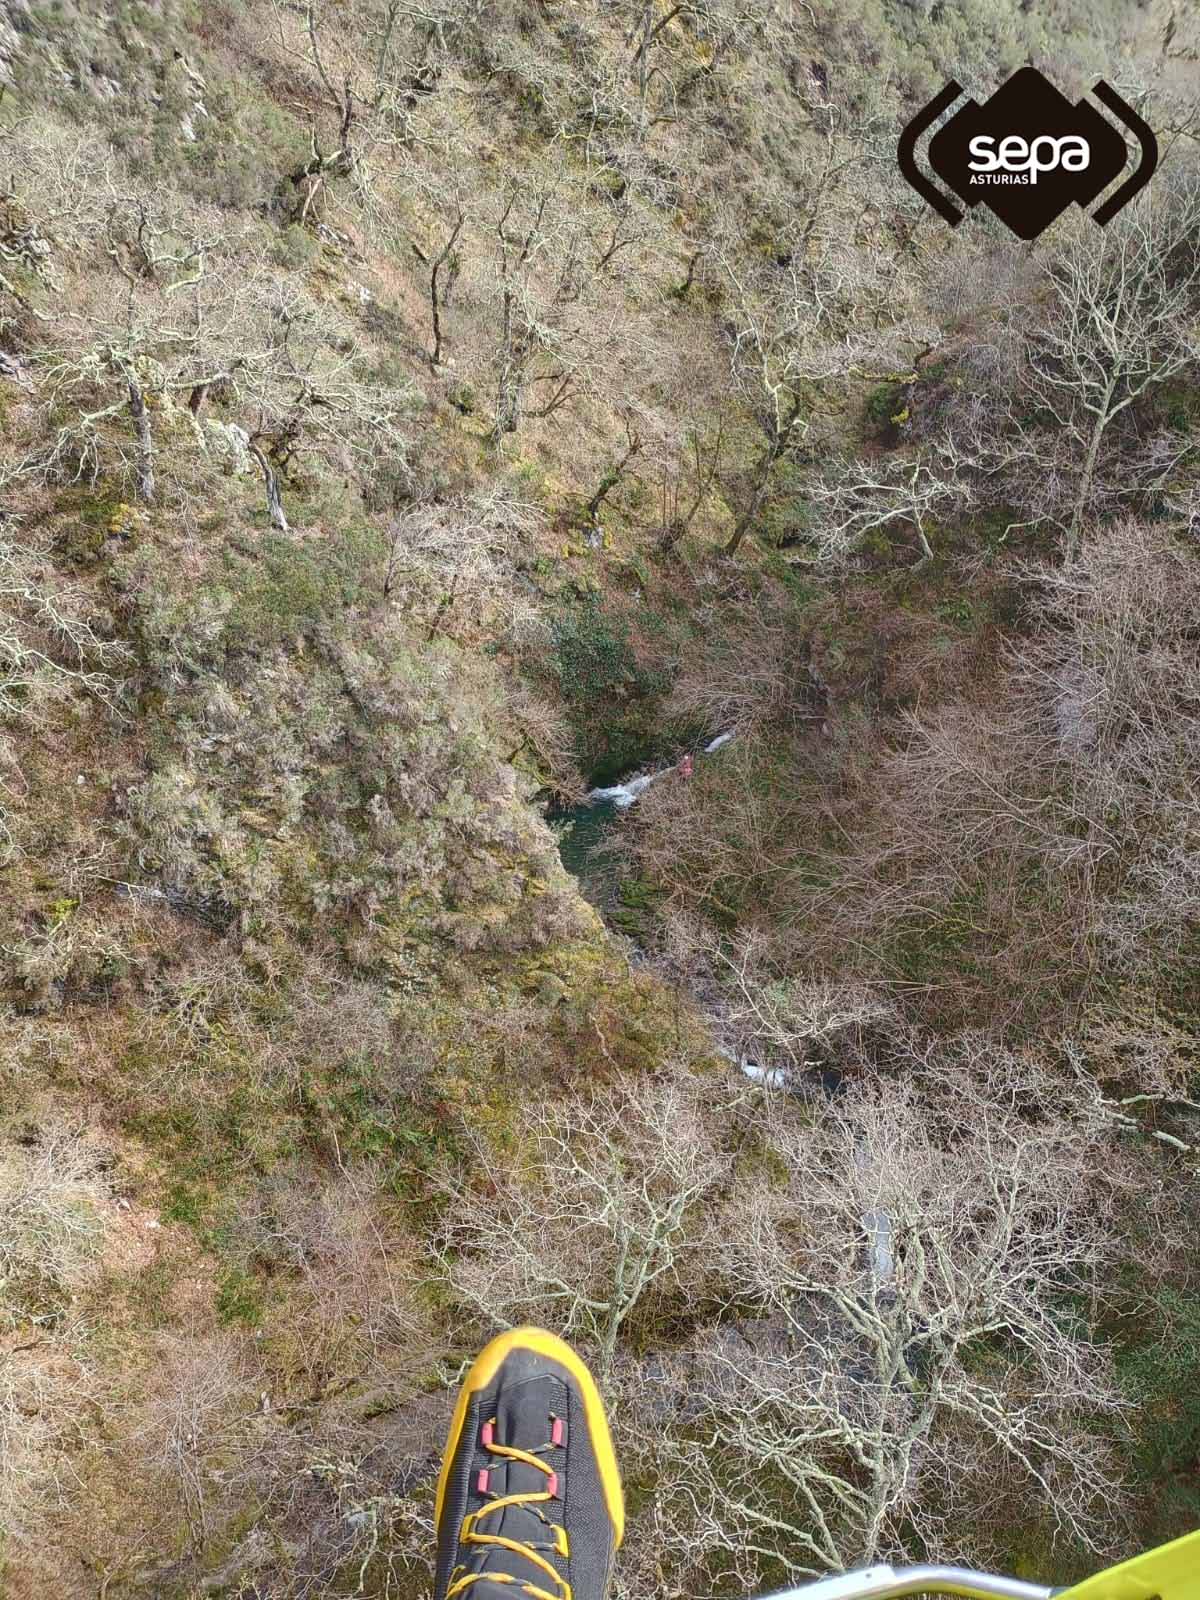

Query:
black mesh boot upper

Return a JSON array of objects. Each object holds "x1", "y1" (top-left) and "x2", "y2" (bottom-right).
[{"x1": 434, "y1": 1333, "x2": 622, "y2": 1600}]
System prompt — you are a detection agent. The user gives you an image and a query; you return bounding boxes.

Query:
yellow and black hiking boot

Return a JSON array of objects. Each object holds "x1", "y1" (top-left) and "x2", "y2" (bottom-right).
[{"x1": 434, "y1": 1328, "x2": 624, "y2": 1600}]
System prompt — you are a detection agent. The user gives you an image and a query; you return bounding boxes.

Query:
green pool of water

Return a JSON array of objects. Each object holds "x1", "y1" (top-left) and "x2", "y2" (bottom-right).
[{"x1": 551, "y1": 798, "x2": 623, "y2": 915}]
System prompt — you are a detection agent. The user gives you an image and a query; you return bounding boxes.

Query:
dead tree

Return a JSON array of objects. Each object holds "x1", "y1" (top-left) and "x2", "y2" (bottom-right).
[
  {"x1": 432, "y1": 1074, "x2": 727, "y2": 1382},
  {"x1": 1015, "y1": 185, "x2": 1200, "y2": 552},
  {"x1": 583, "y1": 413, "x2": 644, "y2": 522},
  {"x1": 428, "y1": 208, "x2": 464, "y2": 367},
  {"x1": 657, "y1": 415, "x2": 726, "y2": 554},
  {"x1": 650, "y1": 1055, "x2": 1127, "y2": 1583}
]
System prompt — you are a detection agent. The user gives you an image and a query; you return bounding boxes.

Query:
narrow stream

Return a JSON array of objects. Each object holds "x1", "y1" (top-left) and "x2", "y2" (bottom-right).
[
  {"x1": 550, "y1": 730, "x2": 736, "y2": 918},
  {"x1": 550, "y1": 727, "x2": 846, "y2": 1104}
]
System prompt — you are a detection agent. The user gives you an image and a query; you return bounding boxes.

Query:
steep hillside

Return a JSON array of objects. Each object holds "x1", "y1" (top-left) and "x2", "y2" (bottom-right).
[{"x1": 1, "y1": 2, "x2": 1199, "y2": 1596}]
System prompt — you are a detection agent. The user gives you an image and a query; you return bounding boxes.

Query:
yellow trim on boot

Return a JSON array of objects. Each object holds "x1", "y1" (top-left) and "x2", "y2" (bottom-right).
[{"x1": 435, "y1": 1327, "x2": 624, "y2": 1548}]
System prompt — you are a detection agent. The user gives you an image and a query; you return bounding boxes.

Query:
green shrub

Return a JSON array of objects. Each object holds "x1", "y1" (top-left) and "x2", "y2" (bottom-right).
[
  {"x1": 270, "y1": 223, "x2": 322, "y2": 271},
  {"x1": 864, "y1": 381, "x2": 907, "y2": 429},
  {"x1": 550, "y1": 597, "x2": 668, "y2": 709}
]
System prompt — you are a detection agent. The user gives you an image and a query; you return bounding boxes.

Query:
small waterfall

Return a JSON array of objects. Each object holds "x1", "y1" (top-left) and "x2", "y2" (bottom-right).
[
  {"x1": 583, "y1": 729, "x2": 736, "y2": 810},
  {"x1": 717, "y1": 1043, "x2": 790, "y2": 1089},
  {"x1": 585, "y1": 769, "x2": 670, "y2": 808}
]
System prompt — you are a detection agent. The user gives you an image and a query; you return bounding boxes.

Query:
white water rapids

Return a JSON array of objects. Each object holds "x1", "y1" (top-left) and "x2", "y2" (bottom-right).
[{"x1": 584, "y1": 729, "x2": 736, "y2": 808}]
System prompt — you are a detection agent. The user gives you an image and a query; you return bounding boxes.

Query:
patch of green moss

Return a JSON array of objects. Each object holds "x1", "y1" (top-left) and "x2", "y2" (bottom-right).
[
  {"x1": 864, "y1": 380, "x2": 907, "y2": 429},
  {"x1": 216, "y1": 1265, "x2": 265, "y2": 1327},
  {"x1": 218, "y1": 519, "x2": 389, "y2": 652}
]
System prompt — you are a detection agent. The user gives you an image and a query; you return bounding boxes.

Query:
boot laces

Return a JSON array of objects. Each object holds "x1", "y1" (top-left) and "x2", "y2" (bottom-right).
[{"x1": 446, "y1": 1414, "x2": 571, "y2": 1600}]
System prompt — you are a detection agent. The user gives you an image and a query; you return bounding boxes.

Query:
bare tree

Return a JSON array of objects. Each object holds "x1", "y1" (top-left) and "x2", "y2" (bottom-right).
[
  {"x1": 427, "y1": 205, "x2": 465, "y2": 367},
  {"x1": 1, "y1": 518, "x2": 127, "y2": 722},
  {"x1": 657, "y1": 414, "x2": 726, "y2": 554},
  {"x1": 231, "y1": 272, "x2": 414, "y2": 529},
  {"x1": 1014, "y1": 184, "x2": 1200, "y2": 551},
  {"x1": 712, "y1": 927, "x2": 894, "y2": 1074},
  {"x1": 580, "y1": 411, "x2": 644, "y2": 525},
  {"x1": 271, "y1": 0, "x2": 468, "y2": 229},
  {"x1": 13, "y1": 186, "x2": 243, "y2": 502},
  {"x1": 8, "y1": 182, "x2": 408, "y2": 529},
  {"x1": 715, "y1": 214, "x2": 919, "y2": 555},
  {"x1": 485, "y1": 170, "x2": 636, "y2": 443},
  {"x1": 804, "y1": 449, "x2": 971, "y2": 563},
  {"x1": 433, "y1": 1073, "x2": 727, "y2": 1381},
  {"x1": 1010, "y1": 517, "x2": 1200, "y2": 973},
  {"x1": 618, "y1": 0, "x2": 775, "y2": 141},
  {"x1": 715, "y1": 239, "x2": 827, "y2": 555},
  {"x1": 647, "y1": 1052, "x2": 1127, "y2": 1586}
]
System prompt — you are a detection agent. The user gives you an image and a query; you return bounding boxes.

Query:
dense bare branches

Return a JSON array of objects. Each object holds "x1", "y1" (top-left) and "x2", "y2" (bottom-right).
[
  {"x1": 486, "y1": 170, "x2": 637, "y2": 442},
  {"x1": 1002, "y1": 185, "x2": 1200, "y2": 548},
  {"x1": 711, "y1": 927, "x2": 894, "y2": 1071},
  {"x1": 0, "y1": 1122, "x2": 109, "y2": 1326},
  {"x1": 1, "y1": 519, "x2": 127, "y2": 718},
  {"x1": 382, "y1": 482, "x2": 544, "y2": 622},
  {"x1": 804, "y1": 450, "x2": 971, "y2": 564},
  {"x1": 1012, "y1": 518, "x2": 1200, "y2": 972},
  {"x1": 10, "y1": 180, "x2": 249, "y2": 499},
  {"x1": 231, "y1": 271, "x2": 414, "y2": 528},
  {"x1": 646, "y1": 1053, "x2": 1126, "y2": 1585},
  {"x1": 663, "y1": 593, "x2": 813, "y2": 736},
  {"x1": 714, "y1": 178, "x2": 924, "y2": 554},
  {"x1": 433, "y1": 1073, "x2": 727, "y2": 1380},
  {"x1": 0, "y1": 1122, "x2": 109, "y2": 1564},
  {"x1": 272, "y1": 0, "x2": 479, "y2": 228},
  {"x1": 0, "y1": 518, "x2": 128, "y2": 860}
]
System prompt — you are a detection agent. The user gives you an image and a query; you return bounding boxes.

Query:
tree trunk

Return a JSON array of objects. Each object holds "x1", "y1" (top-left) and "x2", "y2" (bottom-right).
[
  {"x1": 1069, "y1": 395, "x2": 1113, "y2": 556},
  {"x1": 657, "y1": 520, "x2": 684, "y2": 556},
  {"x1": 672, "y1": 247, "x2": 703, "y2": 300},
  {"x1": 249, "y1": 442, "x2": 290, "y2": 532},
  {"x1": 429, "y1": 214, "x2": 463, "y2": 367},
  {"x1": 494, "y1": 368, "x2": 521, "y2": 439},
  {"x1": 725, "y1": 453, "x2": 773, "y2": 555},
  {"x1": 586, "y1": 430, "x2": 642, "y2": 519},
  {"x1": 128, "y1": 381, "x2": 154, "y2": 502},
  {"x1": 726, "y1": 398, "x2": 803, "y2": 555},
  {"x1": 493, "y1": 291, "x2": 524, "y2": 440}
]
